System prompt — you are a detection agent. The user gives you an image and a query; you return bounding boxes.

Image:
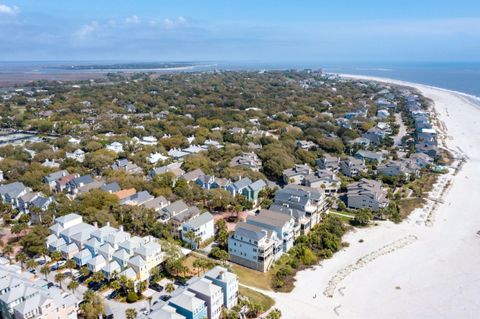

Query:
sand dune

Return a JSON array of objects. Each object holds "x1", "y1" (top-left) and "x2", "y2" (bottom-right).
[{"x1": 269, "y1": 76, "x2": 480, "y2": 319}]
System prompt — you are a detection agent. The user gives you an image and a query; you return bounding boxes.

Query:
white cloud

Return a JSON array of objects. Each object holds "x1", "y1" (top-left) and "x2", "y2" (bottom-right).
[
  {"x1": 125, "y1": 15, "x2": 140, "y2": 24},
  {"x1": 0, "y1": 3, "x2": 19, "y2": 15},
  {"x1": 162, "y1": 16, "x2": 187, "y2": 29},
  {"x1": 74, "y1": 21, "x2": 100, "y2": 40}
]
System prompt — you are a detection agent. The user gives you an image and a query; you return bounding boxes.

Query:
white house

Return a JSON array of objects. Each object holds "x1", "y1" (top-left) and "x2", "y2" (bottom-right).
[
  {"x1": 106, "y1": 142, "x2": 124, "y2": 154},
  {"x1": 181, "y1": 213, "x2": 215, "y2": 249}
]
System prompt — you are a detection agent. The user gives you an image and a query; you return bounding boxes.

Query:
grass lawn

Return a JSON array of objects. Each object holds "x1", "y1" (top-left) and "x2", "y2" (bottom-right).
[
  {"x1": 230, "y1": 264, "x2": 272, "y2": 291},
  {"x1": 239, "y1": 286, "x2": 275, "y2": 311},
  {"x1": 329, "y1": 211, "x2": 354, "y2": 223}
]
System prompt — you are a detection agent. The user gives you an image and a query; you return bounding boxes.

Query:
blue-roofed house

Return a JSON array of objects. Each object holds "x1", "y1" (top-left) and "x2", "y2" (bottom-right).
[
  {"x1": 242, "y1": 179, "x2": 267, "y2": 202},
  {"x1": 195, "y1": 175, "x2": 215, "y2": 190},
  {"x1": 204, "y1": 266, "x2": 239, "y2": 309},
  {"x1": 169, "y1": 290, "x2": 208, "y2": 319},
  {"x1": 100, "y1": 182, "x2": 121, "y2": 193},
  {"x1": 0, "y1": 182, "x2": 31, "y2": 208},
  {"x1": 66, "y1": 175, "x2": 94, "y2": 194},
  {"x1": 226, "y1": 178, "x2": 252, "y2": 197}
]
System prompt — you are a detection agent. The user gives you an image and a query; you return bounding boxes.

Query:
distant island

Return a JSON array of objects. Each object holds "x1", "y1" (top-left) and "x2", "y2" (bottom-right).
[{"x1": 48, "y1": 62, "x2": 200, "y2": 71}]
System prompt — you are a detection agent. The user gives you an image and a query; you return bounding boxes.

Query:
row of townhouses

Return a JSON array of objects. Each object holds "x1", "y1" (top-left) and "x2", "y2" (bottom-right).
[
  {"x1": 0, "y1": 262, "x2": 78, "y2": 319},
  {"x1": 46, "y1": 213, "x2": 164, "y2": 282}
]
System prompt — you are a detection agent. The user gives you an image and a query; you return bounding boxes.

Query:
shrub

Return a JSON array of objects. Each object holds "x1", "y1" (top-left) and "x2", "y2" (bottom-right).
[{"x1": 126, "y1": 291, "x2": 138, "y2": 303}]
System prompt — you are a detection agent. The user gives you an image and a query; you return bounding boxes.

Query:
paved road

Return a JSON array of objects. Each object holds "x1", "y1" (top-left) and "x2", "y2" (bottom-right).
[{"x1": 394, "y1": 113, "x2": 407, "y2": 147}]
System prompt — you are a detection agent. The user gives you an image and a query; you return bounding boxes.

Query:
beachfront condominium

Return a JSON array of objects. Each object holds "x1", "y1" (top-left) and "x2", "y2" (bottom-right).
[
  {"x1": 228, "y1": 222, "x2": 281, "y2": 272},
  {"x1": 168, "y1": 290, "x2": 208, "y2": 319},
  {"x1": 245, "y1": 209, "x2": 296, "y2": 253},
  {"x1": 0, "y1": 263, "x2": 78, "y2": 319},
  {"x1": 204, "y1": 266, "x2": 238, "y2": 310},
  {"x1": 346, "y1": 179, "x2": 389, "y2": 211},
  {"x1": 186, "y1": 277, "x2": 223, "y2": 319},
  {"x1": 47, "y1": 213, "x2": 165, "y2": 282}
]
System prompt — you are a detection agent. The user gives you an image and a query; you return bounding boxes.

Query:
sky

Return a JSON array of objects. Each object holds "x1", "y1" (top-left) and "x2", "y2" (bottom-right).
[{"x1": 0, "y1": 0, "x2": 480, "y2": 63}]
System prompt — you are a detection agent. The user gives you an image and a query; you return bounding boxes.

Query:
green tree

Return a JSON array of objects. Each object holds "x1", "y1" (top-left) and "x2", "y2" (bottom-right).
[
  {"x1": 165, "y1": 282, "x2": 175, "y2": 294},
  {"x1": 267, "y1": 308, "x2": 282, "y2": 319},
  {"x1": 3, "y1": 244, "x2": 13, "y2": 257},
  {"x1": 16, "y1": 252, "x2": 27, "y2": 270},
  {"x1": 26, "y1": 258, "x2": 38, "y2": 270},
  {"x1": 215, "y1": 219, "x2": 229, "y2": 249},
  {"x1": 125, "y1": 308, "x2": 138, "y2": 319},
  {"x1": 67, "y1": 280, "x2": 79, "y2": 293},
  {"x1": 79, "y1": 290, "x2": 105, "y2": 319},
  {"x1": 65, "y1": 259, "x2": 76, "y2": 278},
  {"x1": 40, "y1": 265, "x2": 51, "y2": 280},
  {"x1": 351, "y1": 209, "x2": 372, "y2": 227},
  {"x1": 54, "y1": 272, "x2": 67, "y2": 289}
]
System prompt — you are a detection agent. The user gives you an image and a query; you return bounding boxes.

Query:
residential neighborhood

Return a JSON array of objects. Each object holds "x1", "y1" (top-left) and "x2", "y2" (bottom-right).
[{"x1": 0, "y1": 70, "x2": 445, "y2": 319}]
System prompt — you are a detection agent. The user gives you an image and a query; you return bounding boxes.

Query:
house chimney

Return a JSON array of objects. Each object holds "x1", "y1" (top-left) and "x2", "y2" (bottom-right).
[
  {"x1": 218, "y1": 271, "x2": 225, "y2": 280},
  {"x1": 93, "y1": 222, "x2": 98, "y2": 228},
  {"x1": 289, "y1": 209, "x2": 293, "y2": 216},
  {"x1": 119, "y1": 225, "x2": 124, "y2": 232},
  {"x1": 106, "y1": 221, "x2": 110, "y2": 227}
]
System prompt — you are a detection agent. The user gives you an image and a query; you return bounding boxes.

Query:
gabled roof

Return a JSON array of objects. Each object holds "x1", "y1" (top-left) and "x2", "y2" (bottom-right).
[
  {"x1": 184, "y1": 212, "x2": 213, "y2": 229},
  {"x1": 0, "y1": 182, "x2": 29, "y2": 198},
  {"x1": 73, "y1": 248, "x2": 93, "y2": 260},
  {"x1": 88, "y1": 255, "x2": 106, "y2": 267},
  {"x1": 128, "y1": 255, "x2": 146, "y2": 268},
  {"x1": 248, "y1": 209, "x2": 293, "y2": 228},
  {"x1": 115, "y1": 188, "x2": 137, "y2": 200},
  {"x1": 135, "y1": 241, "x2": 161, "y2": 257},
  {"x1": 248, "y1": 179, "x2": 266, "y2": 192},
  {"x1": 234, "y1": 222, "x2": 268, "y2": 241},
  {"x1": 102, "y1": 260, "x2": 121, "y2": 274},
  {"x1": 101, "y1": 182, "x2": 121, "y2": 193},
  {"x1": 231, "y1": 177, "x2": 252, "y2": 191},
  {"x1": 113, "y1": 248, "x2": 131, "y2": 261},
  {"x1": 187, "y1": 277, "x2": 221, "y2": 297},
  {"x1": 180, "y1": 169, "x2": 205, "y2": 182},
  {"x1": 169, "y1": 290, "x2": 205, "y2": 312},
  {"x1": 163, "y1": 200, "x2": 188, "y2": 216}
]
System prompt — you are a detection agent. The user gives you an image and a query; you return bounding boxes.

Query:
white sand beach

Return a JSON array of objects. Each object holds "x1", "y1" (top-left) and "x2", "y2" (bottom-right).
[{"x1": 269, "y1": 76, "x2": 480, "y2": 319}]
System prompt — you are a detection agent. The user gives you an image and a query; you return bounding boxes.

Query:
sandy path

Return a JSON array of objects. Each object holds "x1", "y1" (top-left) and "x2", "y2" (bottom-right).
[{"x1": 268, "y1": 76, "x2": 480, "y2": 319}]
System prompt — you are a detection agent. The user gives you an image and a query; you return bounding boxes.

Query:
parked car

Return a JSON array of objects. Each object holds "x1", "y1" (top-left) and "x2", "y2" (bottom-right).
[
  {"x1": 149, "y1": 283, "x2": 164, "y2": 292},
  {"x1": 51, "y1": 260, "x2": 66, "y2": 271}
]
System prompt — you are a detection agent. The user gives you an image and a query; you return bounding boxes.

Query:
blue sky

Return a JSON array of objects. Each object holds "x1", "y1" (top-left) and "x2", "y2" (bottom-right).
[{"x1": 0, "y1": 0, "x2": 480, "y2": 62}]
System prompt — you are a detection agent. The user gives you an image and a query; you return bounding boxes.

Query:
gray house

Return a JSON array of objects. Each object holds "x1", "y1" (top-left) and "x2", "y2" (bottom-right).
[
  {"x1": 346, "y1": 179, "x2": 389, "y2": 211},
  {"x1": 340, "y1": 157, "x2": 366, "y2": 177}
]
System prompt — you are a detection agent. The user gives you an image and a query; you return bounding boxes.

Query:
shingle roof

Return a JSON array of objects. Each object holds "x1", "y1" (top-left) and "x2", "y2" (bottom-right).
[{"x1": 184, "y1": 212, "x2": 213, "y2": 229}]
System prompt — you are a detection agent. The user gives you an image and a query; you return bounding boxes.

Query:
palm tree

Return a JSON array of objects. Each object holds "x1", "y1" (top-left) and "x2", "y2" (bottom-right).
[
  {"x1": 67, "y1": 280, "x2": 79, "y2": 293},
  {"x1": 3, "y1": 244, "x2": 13, "y2": 258},
  {"x1": 65, "y1": 259, "x2": 76, "y2": 278},
  {"x1": 125, "y1": 308, "x2": 138, "y2": 319},
  {"x1": 184, "y1": 230, "x2": 196, "y2": 249},
  {"x1": 79, "y1": 266, "x2": 90, "y2": 278},
  {"x1": 54, "y1": 272, "x2": 67, "y2": 289},
  {"x1": 110, "y1": 280, "x2": 121, "y2": 292},
  {"x1": 16, "y1": 252, "x2": 27, "y2": 270},
  {"x1": 136, "y1": 281, "x2": 147, "y2": 293},
  {"x1": 26, "y1": 259, "x2": 38, "y2": 271},
  {"x1": 165, "y1": 283, "x2": 175, "y2": 294},
  {"x1": 40, "y1": 265, "x2": 51, "y2": 280},
  {"x1": 50, "y1": 251, "x2": 62, "y2": 268},
  {"x1": 91, "y1": 271, "x2": 105, "y2": 285},
  {"x1": 192, "y1": 258, "x2": 202, "y2": 276}
]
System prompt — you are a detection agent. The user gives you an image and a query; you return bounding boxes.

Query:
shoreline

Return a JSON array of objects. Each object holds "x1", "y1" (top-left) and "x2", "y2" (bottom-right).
[{"x1": 268, "y1": 76, "x2": 480, "y2": 318}]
